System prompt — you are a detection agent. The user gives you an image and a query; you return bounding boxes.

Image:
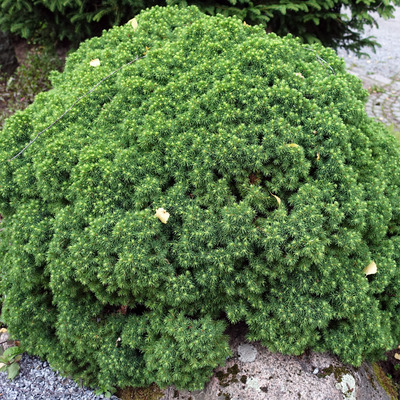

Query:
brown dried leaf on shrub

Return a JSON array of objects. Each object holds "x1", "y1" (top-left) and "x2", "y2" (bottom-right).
[
  {"x1": 89, "y1": 59, "x2": 100, "y2": 67},
  {"x1": 363, "y1": 261, "x2": 377, "y2": 276},
  {"x1": 155, "y1": 208, "x2": 170, "y2": 224},
  {"x1": 129, "y1": 17, "x2": 138, "y2": 31},
  {"x1": 270, "y1": 193, "x2": 281, "y2": 208}
]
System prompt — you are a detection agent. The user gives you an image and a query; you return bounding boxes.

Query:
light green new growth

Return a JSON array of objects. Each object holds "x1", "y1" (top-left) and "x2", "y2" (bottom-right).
[
  {"x1": 0, "y1": 5, "x2": 400, "y2": 392},
  {"x1": 8, "y1": 55, "x2": 146, "y2": 161}
]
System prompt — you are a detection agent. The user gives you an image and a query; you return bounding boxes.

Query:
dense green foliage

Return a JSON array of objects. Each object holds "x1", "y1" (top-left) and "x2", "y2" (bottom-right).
[
  {"x1": 0, "y1": 0, "x2": 165, "y2": 45},
  {"x1": 167, "y1": 0, "x2": 400, "y2": 53},
  {"x1": 1, "y1": 5, "x2": 400, "y2": 392},
  {"x1": 1, "y1": 0, "x2": 400, "y2": 52}
]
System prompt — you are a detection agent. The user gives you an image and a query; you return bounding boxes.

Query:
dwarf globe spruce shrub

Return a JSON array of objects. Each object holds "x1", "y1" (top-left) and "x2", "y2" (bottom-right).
[{"x1": 1, "y1": 5, "x2": 400, "y2": 391}]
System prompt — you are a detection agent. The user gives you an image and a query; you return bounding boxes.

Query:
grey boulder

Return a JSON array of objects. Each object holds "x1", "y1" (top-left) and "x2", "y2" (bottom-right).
[{"x1": 160, "y1": 324, "x2": 391, "y2": 400}]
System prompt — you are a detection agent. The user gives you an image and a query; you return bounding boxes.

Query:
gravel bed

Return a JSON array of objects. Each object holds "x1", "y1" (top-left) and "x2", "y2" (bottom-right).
[{"x1": 0, "y1": 354, "x2": 120, "y2": 400}]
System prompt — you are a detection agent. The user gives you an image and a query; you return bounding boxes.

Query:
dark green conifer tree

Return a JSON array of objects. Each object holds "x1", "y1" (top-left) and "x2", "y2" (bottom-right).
[{"x1": 0, "y1": 5, "x2": 399, "y2": 391}]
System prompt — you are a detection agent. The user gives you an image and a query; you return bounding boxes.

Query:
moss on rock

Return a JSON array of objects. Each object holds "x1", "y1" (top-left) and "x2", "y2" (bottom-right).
[{"x1": 372, "y1": 363, "x2": 399, "y2": 400}]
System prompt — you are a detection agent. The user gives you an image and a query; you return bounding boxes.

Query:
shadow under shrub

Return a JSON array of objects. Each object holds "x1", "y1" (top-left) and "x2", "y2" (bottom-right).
[{"x1": 0, "y1": 5, "x2": 400, "y2": 392}]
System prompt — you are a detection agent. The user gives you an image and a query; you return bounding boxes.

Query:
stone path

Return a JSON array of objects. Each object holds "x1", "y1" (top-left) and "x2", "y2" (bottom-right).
[
  {"x1": 346, "y1": 64, "x2": 400, "y2": 130},
  {"x1": 337, "y1": 7, "x2": 400, "y2": 131},
  {"x1": 366, "y1": 77, "x2": 400, "y2": 128}
]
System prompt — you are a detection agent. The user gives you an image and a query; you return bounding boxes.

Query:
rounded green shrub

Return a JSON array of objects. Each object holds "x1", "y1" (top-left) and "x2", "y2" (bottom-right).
[{"x1": 1, "y1": 5, "x2": 400, "y2": 392}]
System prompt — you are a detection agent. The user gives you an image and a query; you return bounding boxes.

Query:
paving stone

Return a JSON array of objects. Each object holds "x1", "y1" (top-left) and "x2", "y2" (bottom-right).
[
  {"x1": 368, "y1": 73, "x2": 393, "y2": 85},
  {"x1": 337, "y1": 7, "x2": 400, "y2": 132}
]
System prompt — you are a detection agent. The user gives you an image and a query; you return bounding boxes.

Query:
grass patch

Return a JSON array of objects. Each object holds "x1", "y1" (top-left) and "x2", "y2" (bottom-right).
[
  {"x1": 387, "y1": 124, "x2": 400, "y2": 143},
  {"x1": 368, "y1": 84, "x2": 386, "y2": 94}
]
